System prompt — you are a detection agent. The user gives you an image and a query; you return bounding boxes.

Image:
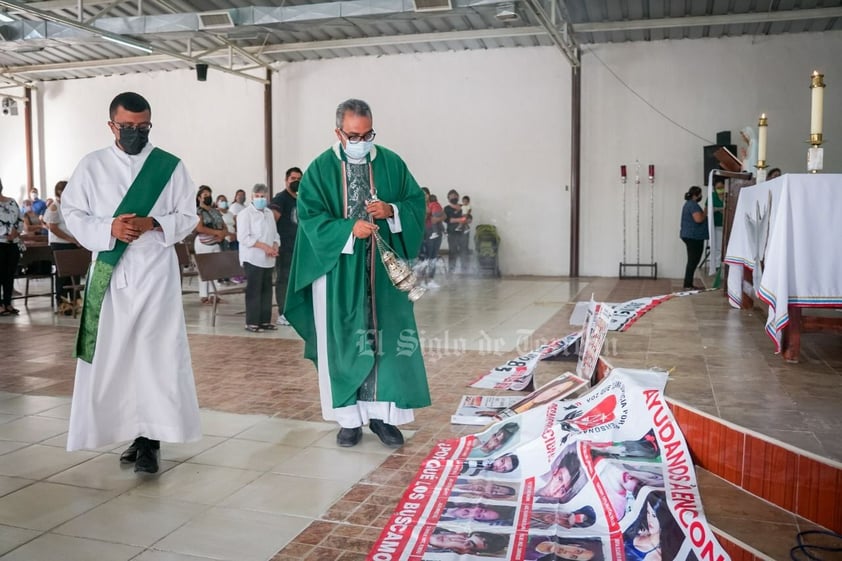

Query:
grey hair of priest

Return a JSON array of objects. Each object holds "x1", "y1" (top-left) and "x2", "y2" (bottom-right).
[
  {"x1": 252, "y1": 183, "x2": 268, "y2": 195},
  {"x1": 336, "y1": 99, "x2": 372, "y2": 128}
]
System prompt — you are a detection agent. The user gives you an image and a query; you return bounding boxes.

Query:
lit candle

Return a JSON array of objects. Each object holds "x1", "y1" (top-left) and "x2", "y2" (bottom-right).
[
  {"x1": 757, "y1": 113, "x2": 768, "y2": 163},
  {"x1": 648, "y1": 164, "x2": 655, "y2": 180},
  {"x1": 810, "y1": 71, "x2": 825, "y2": 137},
  {"x1": 620, "y1": 165, "x2": 627, "y2": 179}
]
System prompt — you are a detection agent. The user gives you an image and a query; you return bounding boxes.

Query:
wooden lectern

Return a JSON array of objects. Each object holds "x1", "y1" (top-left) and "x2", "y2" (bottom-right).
[{"x1": 710, "y1": 147, "x2": 753, "y2": 300}]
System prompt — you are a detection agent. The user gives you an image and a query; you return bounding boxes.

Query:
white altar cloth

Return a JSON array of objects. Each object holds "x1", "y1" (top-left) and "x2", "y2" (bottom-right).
[{"x1": 724, "y1": 174, "x2": 842, "y2": 352}]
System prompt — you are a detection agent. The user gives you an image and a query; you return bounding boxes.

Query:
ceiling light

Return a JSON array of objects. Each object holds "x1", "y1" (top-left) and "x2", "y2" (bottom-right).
[{"x1": 102, "y1": 35, "x2": 153, "y2": 53}]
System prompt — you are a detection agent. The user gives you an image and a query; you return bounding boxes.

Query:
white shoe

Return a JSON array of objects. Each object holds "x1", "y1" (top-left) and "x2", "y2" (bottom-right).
[
  {"x1": 426, "y1": 280, "x2": 440, "y2": 289},
  {"x1": 276, "y1": 315, "x2": 290, "y2": 326}
]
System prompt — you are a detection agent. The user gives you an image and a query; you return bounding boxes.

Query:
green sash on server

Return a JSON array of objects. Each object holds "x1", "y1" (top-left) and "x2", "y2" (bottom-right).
[{"x1": 74, "y1": 148, "x2": 180, "y2": 363}]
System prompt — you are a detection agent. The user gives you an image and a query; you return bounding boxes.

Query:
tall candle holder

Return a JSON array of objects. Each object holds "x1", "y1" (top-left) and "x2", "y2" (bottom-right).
[
  {"x1": 618, "y1": 161, "x2": 657, "y2": 280},
  {"x1": 755, "y1": 113, "x2": 768, "y2": 182},
  {"x1": 807, "y1": 71, "x2": 825, "y2": 173}
]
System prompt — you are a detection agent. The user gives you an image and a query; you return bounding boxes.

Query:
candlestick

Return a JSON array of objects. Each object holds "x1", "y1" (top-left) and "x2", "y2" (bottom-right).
[
  {"x1": 808, "y1": 71, "x2": 826, "y2": 173},
  {"x1": 757, "y1": 113, "x2": 768, "y2": 163},
  {"x1": 648, "y1": 165, "x2": 654, "y2": 180},
  {"x1": 810, "y1": 71, "x2": 825, "y2": 138}
]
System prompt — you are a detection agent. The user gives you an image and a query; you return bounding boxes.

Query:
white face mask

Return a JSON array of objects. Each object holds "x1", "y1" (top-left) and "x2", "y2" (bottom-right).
[{"x1": 344, "y1": 140, "x2": 373, "y2": 160}]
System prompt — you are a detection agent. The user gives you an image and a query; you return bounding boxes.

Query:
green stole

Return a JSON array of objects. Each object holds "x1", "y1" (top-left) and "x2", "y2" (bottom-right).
[{"x1": 74, "y1": 147, "x2": 180, "y2": 363}]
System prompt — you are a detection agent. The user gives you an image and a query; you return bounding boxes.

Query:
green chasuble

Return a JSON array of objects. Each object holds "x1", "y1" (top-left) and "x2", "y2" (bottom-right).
[{"x1": 285, "y1": 144, "x2": 431, "y2": 410}]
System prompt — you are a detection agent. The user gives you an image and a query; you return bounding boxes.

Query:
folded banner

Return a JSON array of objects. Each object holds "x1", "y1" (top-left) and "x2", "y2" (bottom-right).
[
  {"x1": 469, "y1": 333, "x2": 582, "y2": 391},
  {"x1": 451, "y1": 396, "x2": 523, "y2": 426},
  {"x1": 453, "y1": 374, "x2": 589, "y2": 426},
  {"x1": 571, "y1": 291, "x2": 704, "y2": 333},
  {"x1": 369, "y1": 369, "x2": 729, "y2": 561},
  {"x1": 577, "y1": 301, "x2": 612, "y2": 382},
  {"x1": 607, "y1": 295, "x2": 675, "y2": 332}
]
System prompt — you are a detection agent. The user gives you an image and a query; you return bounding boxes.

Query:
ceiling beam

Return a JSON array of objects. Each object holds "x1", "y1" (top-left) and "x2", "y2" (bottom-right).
[
  {"x1": 6, "y1": 0, "x2": 112, "y2": 10},
  {"x1": 255, "y1": 26, "x2": 547, "y2": 54},
  {"x1": 0, "y1": 0, "x2": 268, "y2": 83},
  {"x1": 2, "y1": 26, "x2": 549, "y2": 76},
  {"x1": 573, "y1": 7, "x2": 842, "y2": 33},
  {"x1": 521, "y1": 0, "x2": 579, "y2": 67}
]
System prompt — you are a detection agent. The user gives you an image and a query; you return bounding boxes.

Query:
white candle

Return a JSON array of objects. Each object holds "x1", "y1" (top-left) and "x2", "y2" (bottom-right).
[
  {"x1": 811, "y1": 71, "x2": 824, "y2": 136},
  {"x1": 757, "y1": 113, "x2": 768, "y2": 162}
]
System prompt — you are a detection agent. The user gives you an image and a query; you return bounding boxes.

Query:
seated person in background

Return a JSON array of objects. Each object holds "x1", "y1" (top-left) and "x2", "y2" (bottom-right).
[
  {"x1": 44, "y1": 180, "x2": 81, "y2": 312},
  {"x1": 215, "y1": 194, "x2": 237, "y2": 250},
  {"x1": 767, "y1": 167, "x2": 782, "y2": 179},
  {"x1": 20, "y1": 199, "x2": 47, "y2": 235},
  {"x1": 28, "y1": 188, "x2": 47, "y2": 216}
]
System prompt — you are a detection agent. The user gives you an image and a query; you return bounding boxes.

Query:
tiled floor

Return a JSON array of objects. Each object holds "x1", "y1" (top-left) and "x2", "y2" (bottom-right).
[{"x1": 1, "y1": 273, "x2": 841, "y2": 560}]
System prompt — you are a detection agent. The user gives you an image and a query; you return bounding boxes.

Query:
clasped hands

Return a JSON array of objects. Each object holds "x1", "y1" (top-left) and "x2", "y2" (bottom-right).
[
  {"x1": 111, "y1": 214, "x2": 157, "y2": 243},
  {"x1": 353, "y1": 201, "x2": 393, "y2": 239},
  {"x1": 259, "y1": 242, "x2": 279, "y2": 258}
]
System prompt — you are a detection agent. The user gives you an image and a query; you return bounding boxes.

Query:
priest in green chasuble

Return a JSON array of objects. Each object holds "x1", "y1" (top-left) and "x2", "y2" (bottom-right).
[{"x1": 285, "y1": 99, "x2": 431, "y2": 448}]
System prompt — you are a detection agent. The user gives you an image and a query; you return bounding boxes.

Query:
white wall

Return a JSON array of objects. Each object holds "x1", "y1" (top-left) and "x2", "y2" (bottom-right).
[
  {"x1": 581, "y1": 31, "x2": 842, "y2": 278},
  {"x1": 2, "y1": 30, "x2": 839, "y2": 279},
  {"x1": 0, "y1": 89, "x2": 29, "y2": 201},
  {"x1": 272, "y1": 48, "x2": 572, "y2": 276},
  {"x1": 1, "y1": 70, "x2": 265, "y2": 202}
]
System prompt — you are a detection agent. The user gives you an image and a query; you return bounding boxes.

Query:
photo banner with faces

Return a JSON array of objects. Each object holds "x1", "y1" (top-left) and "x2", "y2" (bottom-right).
[
  {"x1": 369, "y1": 369, "x2": 729, "y2": 561},
  {"x1": 469, "y1": 333, "x2": 583, "y2": 391}
]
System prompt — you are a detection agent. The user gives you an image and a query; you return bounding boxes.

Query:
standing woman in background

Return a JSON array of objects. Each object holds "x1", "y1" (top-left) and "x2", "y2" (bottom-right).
[
  {"x1": 679, "y1": 186, "x2": 708, "y2": 290},
  {"x1": 0, "y1": 178, "x2": 23, "y2": 316},
  {"x1": 237, "y1": 184, "x2": 279, "y2": 332},
  {"x1": 194, "y1": 185, "x2": 228, "y2": 304}
]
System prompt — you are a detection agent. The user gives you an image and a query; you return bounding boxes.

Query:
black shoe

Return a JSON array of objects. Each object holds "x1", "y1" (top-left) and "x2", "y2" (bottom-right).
[
  {"x1": 134, "y1": 438, "x2": 160, "y2": 474},
  {"x1": 369, "y1": 419, "x2": 404, "y2": 448},
  {"x1": 119, "y1": 438, "x2": 141, "y2": 464},
  {"x1": 336, "y1": 427, "x2": 363, "y2": 447}
]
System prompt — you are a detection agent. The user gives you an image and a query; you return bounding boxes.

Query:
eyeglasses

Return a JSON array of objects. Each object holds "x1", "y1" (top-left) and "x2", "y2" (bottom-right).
[
  {"x1": 340, "y1": 129, "x2": 376, "y2": 144},
  {"x1": 111, "y1": 121, "x2": 152, "y2": 133}
]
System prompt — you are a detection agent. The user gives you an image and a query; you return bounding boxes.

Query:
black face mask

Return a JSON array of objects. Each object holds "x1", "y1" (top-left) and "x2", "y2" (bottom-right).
[
  {"x1": 289, "y1": 180, "x2": 300, "y2": 194},
  {"x1": 449, "y1": 197, "x2": 459, "y2": 204},
  {"x1": 202, "y1": 196, "x2": 212, "y2": 206},
  {"x1": 119, "y1": 127, "x2": 149, "y2": 155}
]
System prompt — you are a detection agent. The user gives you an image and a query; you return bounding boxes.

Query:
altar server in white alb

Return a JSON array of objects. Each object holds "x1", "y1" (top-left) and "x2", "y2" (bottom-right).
[{"x1": 62, "y1": 92, "x2": 202, "y2": 474}]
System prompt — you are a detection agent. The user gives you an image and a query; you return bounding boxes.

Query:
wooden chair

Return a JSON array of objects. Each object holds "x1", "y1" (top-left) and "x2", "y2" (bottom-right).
[
  {"x1": 15, "y1": 245, "x2": 55, "y2": 308},
  {"x1": 174, "y1": 242, "x2": 199, "y2": 295},
  {"x1": 52, "y1": 248, "x2": 92, "y2": 318},
  {"x1": 193, "y1": 251, "x2": 246, "y2": 326}
]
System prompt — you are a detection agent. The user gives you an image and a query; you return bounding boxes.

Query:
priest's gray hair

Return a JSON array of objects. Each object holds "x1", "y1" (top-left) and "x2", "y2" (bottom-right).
[
  {"x1": 336, "y1": 99, "x2": 372, "y2": 128},
  {"x1": 252, "y1": 183, "x2": 268, "y2": 195}
]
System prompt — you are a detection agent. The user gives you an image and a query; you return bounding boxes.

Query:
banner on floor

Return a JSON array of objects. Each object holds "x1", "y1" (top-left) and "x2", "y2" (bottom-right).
[
  {"x1": 570, "y1": 290, "x2": 705, "y2": 333},
  {"x1": 453, "y1": 373, "x2": 588, "y2": 426},
  {"x1": 469, "y1": 333, "x2": 582, "y2": 391},
  {"x1": 607, "y1": 295, "x2": 675, "y2": 332},
  {"x1": 369, "y1": 369, "x2": 729, "y2": 561},
  {"x1": 577, "y1": 301, "x2": 612, "y2": 382}
]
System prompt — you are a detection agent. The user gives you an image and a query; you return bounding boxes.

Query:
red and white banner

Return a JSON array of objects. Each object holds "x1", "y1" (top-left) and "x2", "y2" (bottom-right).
[
  {"x1": 369, "y1": 369, "x2": 729, "y2": 561},
  {"x1": 469, "y1": 333, "x2": 582, "y2": 391}
]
